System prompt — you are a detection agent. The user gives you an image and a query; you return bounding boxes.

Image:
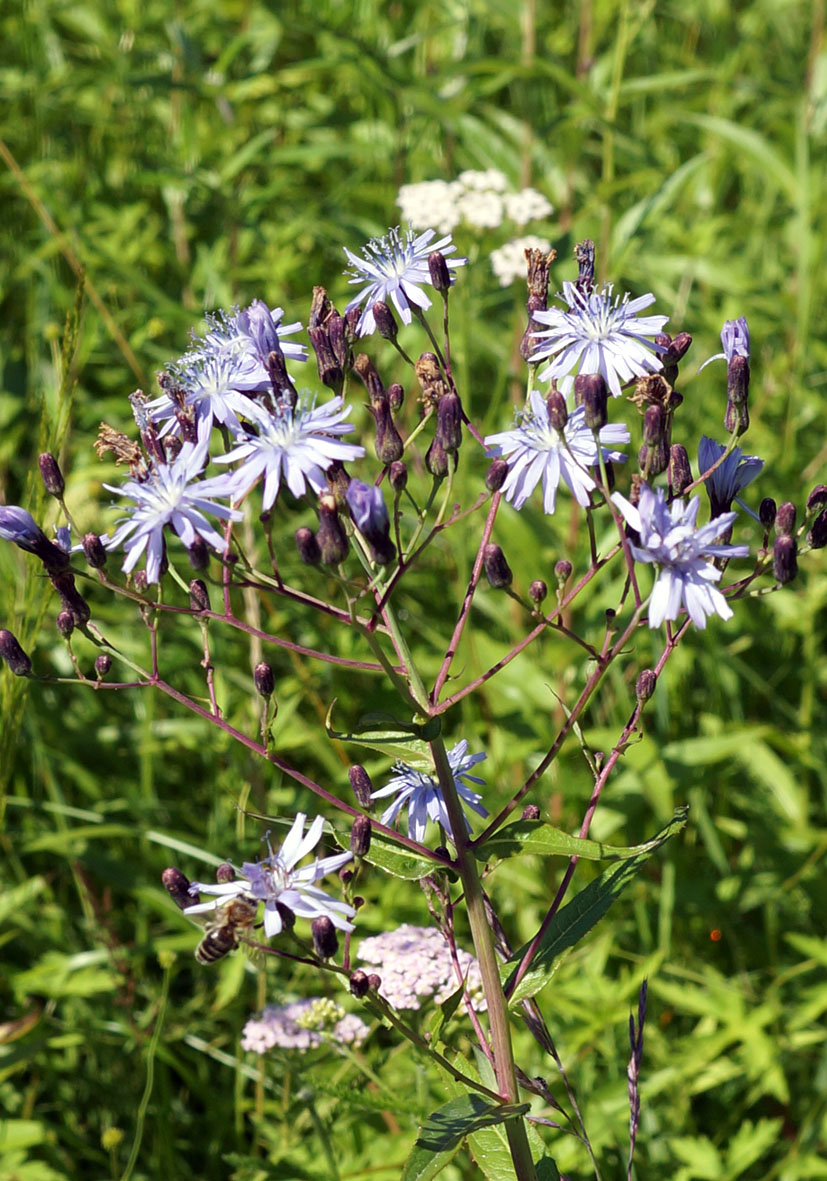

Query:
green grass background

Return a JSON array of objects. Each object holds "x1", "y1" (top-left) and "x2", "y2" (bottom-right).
[{"x1": 1, "y1": 1, "x2": 827, "y2": 1177}]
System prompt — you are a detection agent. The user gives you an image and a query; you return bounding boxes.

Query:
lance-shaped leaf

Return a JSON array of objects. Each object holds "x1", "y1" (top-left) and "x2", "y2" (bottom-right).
[
  {"x1": 474, "y1": 811, "x2": 687, "y2": 863},
  {"x1": 501, "y1": 807, "x2": 688, "y2": 1006},
  {"x1": 406, "y1": 1094, "x2": 529, "y2": 1162},
  {"x1": 325, "y1": 700, "x2": 436, "y2": 770}
]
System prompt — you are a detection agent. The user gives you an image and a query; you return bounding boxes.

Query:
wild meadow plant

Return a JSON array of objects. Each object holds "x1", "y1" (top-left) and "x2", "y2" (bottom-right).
[{"x1": 2, "y1": 222, "x2": 824, "y2": 1181}]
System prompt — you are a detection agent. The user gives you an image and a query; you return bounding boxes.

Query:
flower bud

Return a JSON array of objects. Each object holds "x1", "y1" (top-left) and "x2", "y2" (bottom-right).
[
  {"x1": 350, "y1": 814, "x2": 372, "y2": 858},
  {"x1": 483, "y1": 543, "x2": 513, "y2": 589},
  {"x1": 50, "y1": 570, "x2": 90, "y2": 624},
  {"x1": 520, "y1": 248, "x2": 555, "y2": 360},
  {"x1": 724, "y1": 354, "x2": 750, "y2": 435},
  {"x1": 669, "y1": 445, "x2": 692, "y2": 496},
  {"x1": 428, "y1": 251, "x2": 452, "y2": 294},
  {"x1": 346, "y1": 480, "x2": 395, "y2": 564},
  {"x1": 82, "y1": 532, "x2": 107, "y2": 569},
  {"x1": 485, "y1": 458, "x2": 509, "y2": 493},
  {"x1": 38, "y1": 452, "x2": 65, "y2": 498},
  {"x1": 546, "y1": 389, "x2": 568, "y2": 432},
  {"x1": 327, "y1": 314, "x2": 352, "y2": 374},
  {"x1": 254, "y1": 662, "x2": 275, "y2": 698},
  {"x1": 434, "y1": 391, "x2": 462, "y2": 454},
  {"x1": 161, "y1": 866, "x2": 192, "y2": 910},
  {"x1": 656, "y1": 332, "x2": 692, "y2": 384},
  {"x1": 312, "y1": 916, "x2": 339, "y2": 960},
  {"x1": 425, "y1": 436, "x2": 449, "y2": 479},
  {"x1": 388, "y1": 461, "x2": 408, "y2": 493},
  {"x1": 216, "y1": 862, "x2": 235, "y2": 883},
  {"x1": 808, "y1": 509, "x2": 827, "y2": 549},
  {"x1": 388, "y1": 383, "x2": 404, "y2": 413},
  {"x1": 94, "y1": 653, "x2": 111, "y2": 679},
  {"x1": 773, "y1": 534, "x2": 797, "y2": 584},
  {"x1": 372, "y1": 300, "x2": 398, "y2": 342},
  {"x1": 554, "y1": 559, "x2": 572, "y2": 586},
  {"x1": 317, "y1": 495, "x2": 349, "y2": 565},
  {"x1": 639, "y1": 404, "x2": 669, "y2": 477},
  {"x1": 529, "y1": 579, "x2": 547, "y2": 605},
  {"x1": 807, "y1": 485, "x2": 827, "y2": 514},
  {"x1": 275, "y1": 902, "x2": 296, "y2": 931},
  {"x1": 295, "y1": 526, "x2": 321, "y2": 565},
  {"x1": 353, "y1": 353, "x2": 386, "y2": 403},
  {"x1": 775, "y1": 502, "x2": 796, "y2": 537},
  {"x1": 0, "y1": 629, "x2": 31, "y2": 676},
  {"x1": 521, "y1": 804, "x2": 540, "y2": 821},
  {"x1": 56, "y1": 608, "x2": 74, "y2": 638},
  {"x1": 243, "y1": 300, "x2": 282, "y2": 362},
  {"x1": 759, "y1": 497, "x2": 777, "y2": 530},
  {"x1": 348, "y1": 765, "x2": 373, "y2": 809},
  {"x1": 349, "y1": 969, "x2": 370, "y2": 999},
  {"x1": 580, "y1": 374, "x2": 608, "y2": 430},
  {"x1": 189, "y1": 579, "x2": 210, "y2": 613},
  {"x1": 372, "y1": 399, "x2": 404, "y2": 466},
  {"x1": 635, "y1": 668, "x2": 657, "y2": 702},
  {"x1": 367, "y1": 972, "x2": 382, "y2": 991},
  {"x1": 187, "y1": 536, "x2": 209, "y2": 571},
  {"x1": 324, "y1": 459, "x2": 351, "y2": 506},
  {"x1": 309, "y1": 322, "x2": 344, "y2": 390}
]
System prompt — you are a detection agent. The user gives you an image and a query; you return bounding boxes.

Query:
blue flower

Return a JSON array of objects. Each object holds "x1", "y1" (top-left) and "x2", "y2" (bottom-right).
[
  {"x1": 371, "y1": 740, "x2": 489, "y2": 843},
  {"x1": 612, "y1": 483, "x2": 749, "y2": 629},
  {"x1": 699, "y1": 315, "x2": 750, "y2": 371},
  {"x1": 529, "y1": 281, "x2": 669, "y2": 398},
  {"x1": 698, "y1": 436, "x2": 763, "y2": 518},
  {"x1": 186, "y1": 814, "x2": 355, "y2": 939},
  {"x1": 485, "y1": 392, "x2": 630, "y2": 514},
  {"x1": 214, "y1": 395, "x2": 365, "y2": 511},
  {"x1": 344, "y1": 227, "x2": 467, "y2": 337}
]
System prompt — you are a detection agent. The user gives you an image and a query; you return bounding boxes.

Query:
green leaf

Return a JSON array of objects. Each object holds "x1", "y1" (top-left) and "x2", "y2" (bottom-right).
[
  {"x1": 401, "y1": 1138, "x2": 462, "y2": 1181},
  {"x1": 428, "y1": 982, "x2": 465, "y2": 1046},
  {"x1": 475, "y1": 813, "x2": 688, "y2": 863},
  {"x1": 330, "y1": 822, "x2": 436, "y2": 880},
  {"x1": 324, "y1": 701, "x2": 435, "y2": 770},
  {"x1": 502, "y1": 808, "x2": 688, "y2": 1006},
  {"x1": 412, "y1": 1094, "x2": 530, "y2": 1156}
]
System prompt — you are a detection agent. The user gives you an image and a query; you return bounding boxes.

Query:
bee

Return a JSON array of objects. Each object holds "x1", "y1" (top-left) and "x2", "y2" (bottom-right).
[{"x1": 195, "y1": 896, "x2": 259, "y2": 965}]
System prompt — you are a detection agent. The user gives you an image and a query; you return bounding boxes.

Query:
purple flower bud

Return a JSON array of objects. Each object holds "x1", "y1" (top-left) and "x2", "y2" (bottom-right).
[
  {"x1": 94, "y1": 653, "x2": 111, "y2": 679},
  {"x1": 388, "y1": 383, "x2": 404, "y2": 413},
  {"x1": 554, "y1": 559, "x2": 572, "y2": 585},
  {"x1": 807, "y1": 485, "x2": 827, "y2": 514},
  {"x1": 546, "y1": 390, "x2": 567, "y2": 432},
  {"x1": 350, "y1": 814, "x2": 372, "y2": 858},
  {"x1": 349, "y1": 969, "x2": 370, "y2": 998},
  {"x1": 0, "y1": 629, "x2": 31, "y2": 676},
  {"x1": 254, "y1": 662, "x2": 275, "y2": 698},
  {"x1": 773, "y1": 534, "x2": 797, "y2": 584},
  {"x1": 759, "y1": 497, "x2": 777, "y2": 529},
  {"x1": 371, "y1": 399, "x2": 404, "y2": 465},
  {"x1": 428, "y1": 251, "x2": 452, "y2": 295},
  {"x1": 187, "y1": 536, "x2": 209, "y2": 571},
  {"x1": 216, "y1": 863, "x2": 235, "y2": 883},
  {"x1": 669, "y1": 445, "x2": 692, "y2": 495},
  {"x1": 426, "y1": 436, "x2": 449, "y2": 479},
  {"x1": 241, "y1": 299, "x2": 282, "y2": 363},
  {"x1": 483, "y1": 543, "x2": 513, "y2": 589},
  {"x1": 312, "y1": 916, "x2": 339, "y2": 960},
  {"x1": 329, "y1": 314, "x2": 353, "y2": 371},
  {"x1": 50, "y1": 570, "x2": 90, "y2": 624},
  {"x1": 295, "y1": 526, "x2": 321, "y2": 565},
  {"x1": 521, "y1": 804, "x2": 541, "y2": 821},
  {"x1": 317, "y1": 495, "x2": 349, "y2": 565},
  {"x1": 348, "y1": 765, "x2": 373, "y2": 809},
  {"x1": 721, "y1": 316, "x2": 750, "y2": 362},
  {"x1": 82, "y1": 533, "x2": 107, "y2": 569},
  {"x1": 580, "y1": 374, "x2": 608, "y2": 430},
  {"x1": 485, "y1": 458, "x2": 509, "y2": 493},
  {"x1": 372, "y1": 300, "x2": 398, "y2": 342},
  {"x1": 529, "y1": 579, "x2": 547, "y2": 604},
  {"x1": 38, "y1": 453, "x2": 65, "y2": 498},
  {"x1": 809, "y1": 509, "x2": 827, "y2": 549},
  {"x1": 724, "y1": 354, "x2": 750, "y2": 435},
  {"x1": 189, "y1": 579, "x2": 210, "y2": 613},
  {"x1": 635, "y1": 669, "x2": 657, "y2": 702},
  {"x1": 775, "y1": 502, "x2": 796, "y2": 537},
  {"x1": 346, "y1": 480, "x2": 395, "y2": 565},
  {"x1": 161, "y1": 866, "x2": 192, "y2": 910},
  {"x1": 353, "y1": 353, "x2": 386, "y2": 404},
  {"x1": 434, "y1": 392, "x2": 462, "y2": 454},
  {"x1": 388, "y1": 461, "x2": 408, "y2": 492},
  {"x1": 56, "y1": 609, "x2": 74, "y2": 638},
  {"x1": 367, "y1": 972, "x2": 382, "y2": 992}
]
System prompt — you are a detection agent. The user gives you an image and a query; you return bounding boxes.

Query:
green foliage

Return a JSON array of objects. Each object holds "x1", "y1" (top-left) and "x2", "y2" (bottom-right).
[{"x1": 2, "y1": 1, "x2": 827, "y2": 1179}]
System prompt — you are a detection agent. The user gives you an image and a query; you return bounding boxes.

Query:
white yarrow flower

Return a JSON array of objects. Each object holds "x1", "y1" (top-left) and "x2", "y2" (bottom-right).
[
  {"x1": 503, "y1": 188, "x2": 553, "y2": 225},
  {"x1": 214, "y1": 395, "x2": 365, "y2": 510},
  {"x1": 612, "y1": 483, "x2": 749, "y2": 629},
  {"x1": 344, "y1": 227, "x2": 467, "y2": 337},
  {"x1": 185, "y1": 813, "x2": 355, "y2": 938},
  {"x1": 371, "y1": 740, "x2": 488, "y2": 843},
  {"x1": 490, "y1": 236, "x2": 552, "y2": 287},
  {"x1": 485, "y1": 391, "x2": 630, "y2": 514},
  {"x1": 455, "y1": 188, "x2": 504, "y2": 229},
  {"x1": 530, "y1": 280, "x2": 669, "y2": 398},
  {"x1": 396, "y1": 180, "x2": 462, "y2": 233}
]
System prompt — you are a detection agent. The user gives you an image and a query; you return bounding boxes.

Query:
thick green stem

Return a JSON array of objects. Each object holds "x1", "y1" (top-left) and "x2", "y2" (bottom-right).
[{"x1": 429, "y1": 735, "x2": 537, "y2": 1181}]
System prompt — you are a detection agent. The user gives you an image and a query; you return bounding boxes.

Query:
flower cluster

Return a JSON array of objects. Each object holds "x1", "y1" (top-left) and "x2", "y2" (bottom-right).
[
  {"x1": 357, "y1": 925, "x2": 485, "y2": 1011},
  {"x1": 397, "y1": 170, "x2": 552, "y2": 234},
  {"x1": 241, "y1": 999, "x2": 369, "y2": 1053}
]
